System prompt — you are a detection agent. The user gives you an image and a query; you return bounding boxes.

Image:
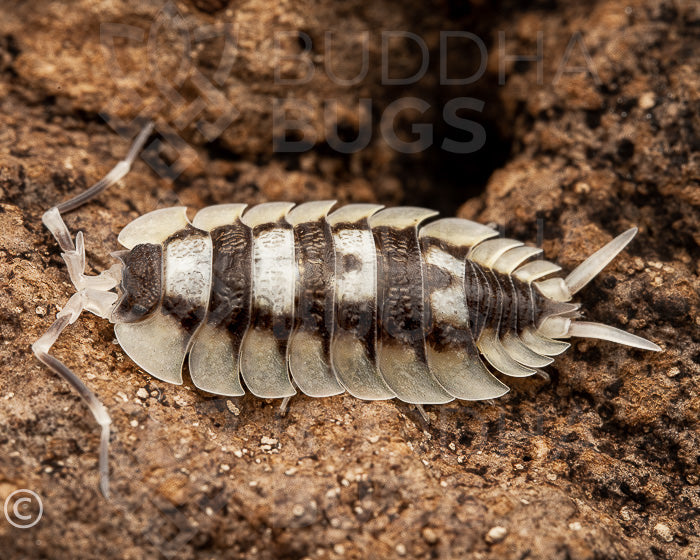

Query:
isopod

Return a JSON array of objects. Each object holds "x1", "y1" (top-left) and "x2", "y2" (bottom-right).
[{"x1": 32, "y1": 123, "x2": 661, "y2": 497}]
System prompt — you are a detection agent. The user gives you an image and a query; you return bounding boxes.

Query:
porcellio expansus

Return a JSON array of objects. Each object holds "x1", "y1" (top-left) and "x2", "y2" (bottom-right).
[{"x1": 32, "y1": 123, "x2": 661, "y2": 497}]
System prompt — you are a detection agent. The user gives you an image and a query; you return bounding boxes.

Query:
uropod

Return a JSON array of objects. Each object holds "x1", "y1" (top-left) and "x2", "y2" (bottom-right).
[{"x1": 32, "y1": 123, "x2": 661, "y2": 497}]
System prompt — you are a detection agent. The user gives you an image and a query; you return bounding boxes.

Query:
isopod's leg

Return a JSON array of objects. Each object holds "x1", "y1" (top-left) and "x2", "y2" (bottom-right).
[
  {"x1": 278, "y1": 377, "x2": 301, "y2": 415},
  {"x1": 415, "y1": 404, "x2": 429, "y2": 423},
  {"x1": 31, "y1": 293, "x2": 113, "y2": 498},
  {"x1": 279, "y1": 396, "x2": 292, "y2": 415}
]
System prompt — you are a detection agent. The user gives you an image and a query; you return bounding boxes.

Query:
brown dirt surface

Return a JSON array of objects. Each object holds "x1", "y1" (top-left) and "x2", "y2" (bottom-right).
[{"x1": 0, "y1": 0, "x2": 698, "y2": 559}]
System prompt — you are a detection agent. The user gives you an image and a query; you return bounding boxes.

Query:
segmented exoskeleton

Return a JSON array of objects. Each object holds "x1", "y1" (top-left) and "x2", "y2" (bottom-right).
[{"x1": 32, "y1": 124, "x2": 661, "y2": 497}]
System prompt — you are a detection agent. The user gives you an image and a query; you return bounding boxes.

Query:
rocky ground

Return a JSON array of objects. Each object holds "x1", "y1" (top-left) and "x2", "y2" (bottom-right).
[{"x1": 0, "y1": 0, "x2": 698, "y2": 558}]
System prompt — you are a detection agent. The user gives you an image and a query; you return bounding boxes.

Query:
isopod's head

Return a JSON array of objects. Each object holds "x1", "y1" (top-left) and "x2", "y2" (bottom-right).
[{"x1": 111, "y1": 243, "x2": 162, "y2": 323}]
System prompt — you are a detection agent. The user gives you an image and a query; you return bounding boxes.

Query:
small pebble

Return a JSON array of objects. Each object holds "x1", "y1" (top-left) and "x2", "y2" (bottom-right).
[
  {"x1": 422, "y1": 527, "x2": 438, "y2": 544},
  {"x1": 638, "y1": 92, "x2": 656, "y2": 110},
  {"x1": 654, "y1": 522, "x2": 673, "y2": 543},
  {"x1": 620, "y1": 507, "x2": 631, "y2": 521},
  {"x1": 395, "y1": 543, "x2": 406, "y2": 556},
  {"x1": 333, "y1": 544, "x2": 345, "y2": 555},
  {"x1": 292, "y1": 504, "x2": 305, "y2": 517},
  {"x1": 667, "y1": 367, "x2": 680, "y2": 378},
  {"x1": 485, "y1": 526, "x2": 507, "y2": 544},
  {"x1": 569, "y1": 521, "x2": 582, "y2": 531},
  {"x1": 136, "y1": 388, "x2": 148, "y2": 399},
  {"x1": 574, "y1": 182, "x2": 591, "y2": 194},
  {"x1": 226, "y1": 401, "x2": 240, "y2": 416}
]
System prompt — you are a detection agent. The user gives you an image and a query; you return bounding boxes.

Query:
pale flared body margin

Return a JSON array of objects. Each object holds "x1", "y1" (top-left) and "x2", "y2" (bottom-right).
[{"x1": 113, "y1": 202, "x2": 661, "y2": 405}]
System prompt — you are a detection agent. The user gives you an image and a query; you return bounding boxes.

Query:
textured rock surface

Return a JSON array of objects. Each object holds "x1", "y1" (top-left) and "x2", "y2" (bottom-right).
[{"x1": 0, "y1": 0, "x2": 698, "y2": 559}]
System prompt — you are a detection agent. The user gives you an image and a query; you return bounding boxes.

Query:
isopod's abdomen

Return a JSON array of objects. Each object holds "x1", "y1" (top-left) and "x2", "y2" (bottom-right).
[{"x1": 112, "y1": 202, "x2": 660, "y2": 404}]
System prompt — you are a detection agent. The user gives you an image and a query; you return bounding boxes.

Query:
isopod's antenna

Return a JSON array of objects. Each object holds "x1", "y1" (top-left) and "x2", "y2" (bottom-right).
[
  {"x1": 31, "y1": 122, "x2": 154, "y2": 497},
  {"x1": 535, "y1": 228, "x2": 661, "y2": 352}
]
